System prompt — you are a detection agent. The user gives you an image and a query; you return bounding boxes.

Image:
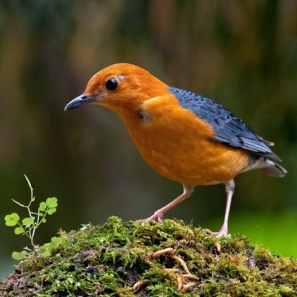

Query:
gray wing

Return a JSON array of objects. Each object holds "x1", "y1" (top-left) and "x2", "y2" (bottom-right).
[{"x1": 169, "y1": 86, "x2": 280, "y2": 161}]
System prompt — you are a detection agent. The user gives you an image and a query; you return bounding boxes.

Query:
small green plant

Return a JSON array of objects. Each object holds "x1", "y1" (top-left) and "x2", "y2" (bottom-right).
[{"x1": 4, "y1": 175, "x2": 59, "y2": 260}]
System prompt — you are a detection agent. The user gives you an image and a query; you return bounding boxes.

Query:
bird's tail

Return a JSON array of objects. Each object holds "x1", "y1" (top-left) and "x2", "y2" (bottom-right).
[
  {"x1": 260, "y1": 159, "x2": 287, "y2": 177},
  {"x1": 243, "y1": 156, "x2": 287, "y2": 177}
]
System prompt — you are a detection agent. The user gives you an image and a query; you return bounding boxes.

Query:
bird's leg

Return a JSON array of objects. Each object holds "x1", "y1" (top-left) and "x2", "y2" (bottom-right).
[
  {"x1": 206, "y1": 180, "x2": 235, "y2": 238},
  {"x1": 144, "y1": 185, "x2": 194, "y2": 222}
]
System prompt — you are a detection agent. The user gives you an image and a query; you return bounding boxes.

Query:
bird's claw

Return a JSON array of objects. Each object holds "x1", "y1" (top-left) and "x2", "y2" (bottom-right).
[
  {"x1": 146, "y1": 211, "x2": 164, "y2": 222},
  {"x1": 138, "y1": 211, "x2": 164, "y2": 223},
  {"x1": 205, "y1": 228, "x2": 231, "y2": 238}
]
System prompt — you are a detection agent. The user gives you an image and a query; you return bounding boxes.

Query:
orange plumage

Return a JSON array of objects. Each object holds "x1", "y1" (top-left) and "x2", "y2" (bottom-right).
[{"x1": 65, "y1": 63, "x2": 286, "y2": 237}]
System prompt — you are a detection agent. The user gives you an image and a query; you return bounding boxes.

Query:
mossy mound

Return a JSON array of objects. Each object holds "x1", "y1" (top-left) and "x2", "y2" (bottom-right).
[{"x1": 1, "y1": 216, "x2": 296, "y2": 296}]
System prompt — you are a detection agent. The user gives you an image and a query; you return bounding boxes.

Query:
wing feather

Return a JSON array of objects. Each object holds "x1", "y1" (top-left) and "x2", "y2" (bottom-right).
[{"x1": 169, "y1": 86, "x2": 280, "y2": 161}]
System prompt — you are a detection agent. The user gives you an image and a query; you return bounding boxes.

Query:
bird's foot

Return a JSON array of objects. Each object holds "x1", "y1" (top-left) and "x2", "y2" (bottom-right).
[
  {"x1": 205, "y1": 227, "x2": 231, "y2": 238},
  {"x1": 139, "y1": 211, "x2": 164, "y2": 223}
]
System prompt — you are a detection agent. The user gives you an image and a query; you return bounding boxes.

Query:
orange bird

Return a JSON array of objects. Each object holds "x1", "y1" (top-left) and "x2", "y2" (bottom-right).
[{"x1": 65, "y1": 63, "x2": 286, "y2": 237}]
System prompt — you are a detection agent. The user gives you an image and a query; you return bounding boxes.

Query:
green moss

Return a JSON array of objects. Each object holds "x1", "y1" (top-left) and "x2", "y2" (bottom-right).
[{"x1": 0, "y1": 216, "x2": 296, "y2": 296}]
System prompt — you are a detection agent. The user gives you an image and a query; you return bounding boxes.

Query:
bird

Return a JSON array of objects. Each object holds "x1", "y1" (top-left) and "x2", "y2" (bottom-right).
[{"x1": 64, "y1": 63, "x2": 286, "y2": 237}]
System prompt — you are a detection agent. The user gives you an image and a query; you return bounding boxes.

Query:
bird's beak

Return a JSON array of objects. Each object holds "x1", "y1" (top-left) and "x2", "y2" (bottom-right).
[{"x1": 64, "y1": 94, "x2": 98, "y2": 111}]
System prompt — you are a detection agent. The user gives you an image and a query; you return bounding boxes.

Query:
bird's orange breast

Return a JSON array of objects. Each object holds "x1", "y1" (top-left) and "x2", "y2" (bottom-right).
[{"x1": 113, "y1": 95, "x2": 249, "y2": 186}]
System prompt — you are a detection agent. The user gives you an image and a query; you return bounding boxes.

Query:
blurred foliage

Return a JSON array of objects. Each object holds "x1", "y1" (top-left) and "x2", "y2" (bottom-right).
[{"x1": 0, "y1": 0, "x2": 297, "y2": 277}]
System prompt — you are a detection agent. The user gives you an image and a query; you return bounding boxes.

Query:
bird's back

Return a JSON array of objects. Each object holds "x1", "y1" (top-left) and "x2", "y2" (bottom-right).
[{"x1": 169, "y1": 86, "x2": 278, "y2": 160}]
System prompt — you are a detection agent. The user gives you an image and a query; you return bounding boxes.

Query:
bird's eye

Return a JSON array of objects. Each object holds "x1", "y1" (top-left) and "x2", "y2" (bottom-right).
[{"x1": 105, "y1": 78, "x2": 118, "y2": 91}]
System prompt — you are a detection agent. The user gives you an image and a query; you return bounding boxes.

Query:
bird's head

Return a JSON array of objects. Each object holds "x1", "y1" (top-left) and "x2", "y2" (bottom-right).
[{"x1": 64, "y1": 63, "x2": 168, "y2": 115}]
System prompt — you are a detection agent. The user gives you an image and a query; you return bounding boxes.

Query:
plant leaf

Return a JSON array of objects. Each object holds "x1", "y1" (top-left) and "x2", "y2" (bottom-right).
[
  {"x1": 51, "y1": 236, "x2": 62, "y2": 248},
  {"x1": 38, "y1": 202, "x2": 46, "y2": 212},
  {"x1": 14, "y1": 226, "x2": 25, "y2": 235},
  {"x1": 5, "y1": 213, "x2": 20, "y2": 226},
  {"x1": 41, "y1": 249, "x2": 51, "y2": 257},
  {"x1": 12, "y1": 250, "x2": 27, "y2": 261},
  {"x1": 47, "y1": 208, "x2": 57, "y2": 215},
  {"x1": 22, "y1": 217, "x2": 34, "y2": 227},
  {"x1": 46, "y1": 197, "x2": 58, "y2": 209}
]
